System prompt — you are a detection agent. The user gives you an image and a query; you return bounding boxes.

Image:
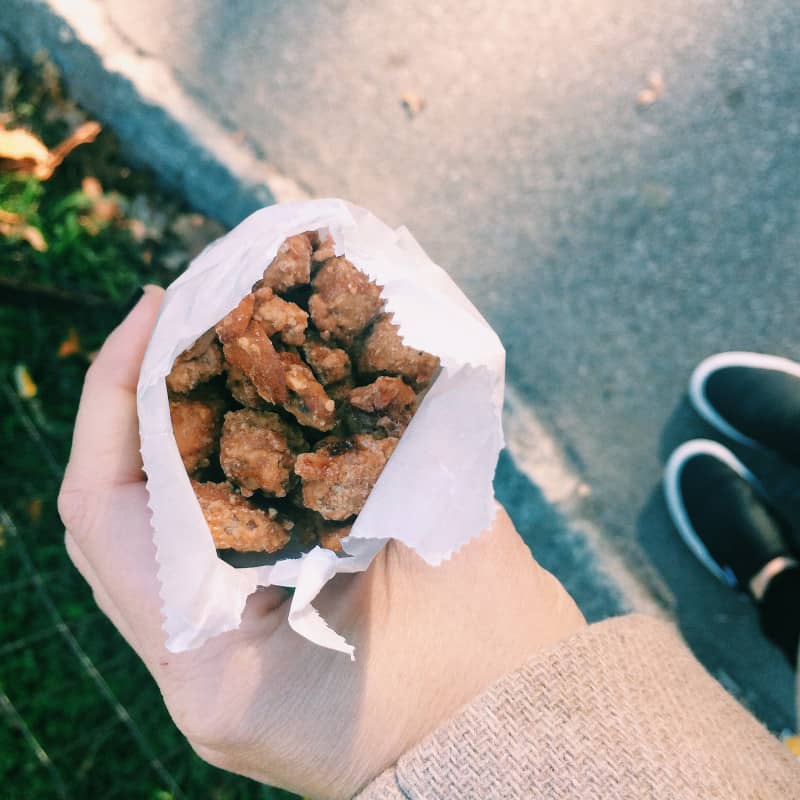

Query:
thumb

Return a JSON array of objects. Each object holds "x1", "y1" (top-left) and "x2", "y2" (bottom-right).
[{"x1": 61, "y1": 285, "x2": 164, "y2": 498}]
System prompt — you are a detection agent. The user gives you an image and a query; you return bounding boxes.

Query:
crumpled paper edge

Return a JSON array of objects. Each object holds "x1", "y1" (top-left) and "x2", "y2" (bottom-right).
[{"x1": 138, "y1": 198, "x2": 505, "y2": 656}]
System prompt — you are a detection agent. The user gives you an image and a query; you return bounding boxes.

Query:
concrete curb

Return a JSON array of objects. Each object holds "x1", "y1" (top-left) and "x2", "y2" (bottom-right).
[
  {"x1": 1, "y1": 0, "x2": 309, "y2": 227},
  {"x1": 2, "y1": 0, "x2": 661, "y2": 625}
]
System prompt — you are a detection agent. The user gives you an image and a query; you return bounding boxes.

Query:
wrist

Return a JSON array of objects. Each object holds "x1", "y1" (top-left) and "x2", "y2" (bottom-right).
[{"x1": 323, "y1": 514, "x2": 585, "y2": 797}]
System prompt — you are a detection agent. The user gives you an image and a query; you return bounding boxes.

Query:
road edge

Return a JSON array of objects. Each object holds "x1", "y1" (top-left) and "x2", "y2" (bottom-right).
[
  {"x1": 1, "y1": 0, "x2": 309, "y2": 228},
  {"x1": 2, "y1": 0, "x2": 663, "y2": 623}
]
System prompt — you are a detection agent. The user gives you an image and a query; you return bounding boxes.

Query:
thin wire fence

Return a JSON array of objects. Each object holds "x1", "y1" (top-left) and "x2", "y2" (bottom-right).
[
  {"x1": 1, "y1": 507, "x2": 183, "y2": 799},
  {"x1": 0, "y1": 688, "x2": 68, "y2": 799},
  {"x1": 1, "y1": 368, "x2": 291, "y2": 798},
  {"x1": 1, "y1": 378, "x2": 183, "y2": 799}
]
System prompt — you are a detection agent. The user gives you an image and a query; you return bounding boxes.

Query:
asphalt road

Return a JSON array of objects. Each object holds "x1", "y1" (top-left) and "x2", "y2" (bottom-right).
[{"x1": 100, "y1": 0, "x2": 800, "y2": 728}]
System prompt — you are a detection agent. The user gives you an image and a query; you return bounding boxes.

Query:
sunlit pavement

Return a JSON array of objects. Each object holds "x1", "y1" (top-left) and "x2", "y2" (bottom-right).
[{"x1": 22, "y1": 1, "x2": 800, "y2": 728}]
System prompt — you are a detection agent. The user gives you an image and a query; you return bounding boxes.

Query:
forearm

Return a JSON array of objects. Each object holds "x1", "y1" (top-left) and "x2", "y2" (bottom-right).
[{"x1": 356, "y1": 615, "x2": 800, "y2": 799}]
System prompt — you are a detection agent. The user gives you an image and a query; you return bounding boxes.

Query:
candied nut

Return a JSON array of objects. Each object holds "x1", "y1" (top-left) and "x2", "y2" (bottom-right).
[
  {"x1": 226, "y1": 365, "x2": 266, "y2": 409},
  {"x1": 302, "y1": 336, "x2": 352, "y2": 385},
  {"x1": 215, "y1": 293, "x2": 255, "y2": 342},
  {"x1": 279, "y1": 351, "x2": 337, "y2": 431},
  {"x1": 219, "y1": 319, "x2": 287, "y2": 405},
  {"x1": 192, "y1": 480, "x2": 292, "y2": 552},
  {"x1": 177, "y1": 233, "x2": 442, "y2": 560},
  {"x1": 358, "y1": 315, "x2": 440, "y2": 389},
  {"x1": 294, "y1": 434, "x2": 398, "y2": 520},
  {"x1": 348, "y1": 376, "x2": 417, "y2": 437},
  {"x1": 220, "y1": 409, "x2": 306, "y2": 497},
  {"x1": 169, "y1": 392, "x2": 224, "y2": 474},
  {"x1": 317, "y1": 523, "x2": 352, "y2": 553},
  {"x1": 309, "y1": 257, "x2": 383, "y2": 343},
  {"x1": 312, "y1": 232, "x2": 336, "y2": 263},
  {"x1": 252, "y1": 286, "x2": 308, "y2": 345},
  {"x1": 326, "y1": 377, "x2": 356, "y2": 402},
  {"x1": 350, "y1": 376, "x2": 416, "y2": 414},
  {"x1": 166, "y1": 329, "x2": 224, "y2": 393},
  {"x1": 262, "y1": 233, "x2": 312, "y2": 293},
  {"x1": 296, "y1": 510, "x2": 352, "y2": 553}
]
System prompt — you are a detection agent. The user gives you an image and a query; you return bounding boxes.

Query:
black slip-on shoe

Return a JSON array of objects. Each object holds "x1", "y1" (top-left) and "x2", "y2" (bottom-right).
[
  {"x1": 663, "y1": 439, "x2": 792, "y2": 590},
  {"x1": 689, "y1": 351, "x2": 800, "y2": 467}
]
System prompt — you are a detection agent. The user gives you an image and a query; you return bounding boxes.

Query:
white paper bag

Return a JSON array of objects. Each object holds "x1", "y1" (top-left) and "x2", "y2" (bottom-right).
[{"x1": 138, "y1": 199, "x2": 505, "y2": 657}]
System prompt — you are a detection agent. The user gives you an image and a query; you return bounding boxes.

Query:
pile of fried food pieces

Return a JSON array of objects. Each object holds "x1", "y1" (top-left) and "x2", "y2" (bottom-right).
[{"x1": 167, "y1": 231, "x2": 440, "y2": 560}]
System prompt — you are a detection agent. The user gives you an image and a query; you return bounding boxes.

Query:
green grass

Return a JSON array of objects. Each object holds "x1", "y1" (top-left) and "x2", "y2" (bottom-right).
[{"x1": 0, "y1": 55, "x2": 297, "y2": 800}]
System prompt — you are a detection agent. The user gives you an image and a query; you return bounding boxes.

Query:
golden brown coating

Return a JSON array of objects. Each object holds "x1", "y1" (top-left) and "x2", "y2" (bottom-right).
[
  {"x1": 291, "y1": 509, "x2": 352, "y2": 553},
  {"x1": 220, "y1": 409, "x2": 307, "y2": 497},
  {"x1": 349, "y1": 376, "x2": 417, "y2": 414},
  {"x1": 215, "y1": 293, "x2": 255, "y2": 342},
  {"x1": 357, "y1": 315, "x2": 440, "y2": 389},
  {"x1": 325, "y1": 377, "x2": 356, "y2": 404},
  {"x1": 219, "y1": 321, "x2": 287, "y2": 405},
  {"x1": 192, "y1": 480, "x2": 292, "y2": 552},
  {"x1": 217, "y1": 294, "x2": 287, "y2": 404},
  {"x1": 166, "y1": 329, "x2": 225, "y2": 393},
  {"x1": 348, "y1": 376, "x2": 417, "y2": 437},
  {"x1": 216, "y1": 294, "x2": 288, "y2": 404},
  {"x1": 172, "y1": 234, "x2": 442, "y2": 558},
  {"x1": 294, "y1": 435, "x2": 398, "y2": 520},
  {"x1": 226, "y1": 365, "x2": 266, "y2": 409},
  {"x1": 302, "y1": 336, "x2": 352, "y2": 385},
  {"x1": 252, "y1": 286, "x2": 308, "y2": 346},
  {"x1": 279, "y1": 351, "x2": 337, "y2": 431},
  {"x1": 169, "y1": 393, "x2": 224, "y2": 474},
  {"x1": 262, "y1": 233, "x2": 312, "y2": 293},
  {"x1": 309, "y1": 257, "x2": 383, "y2": 344},
  {"x1": 317, "y1": 522, "x2": 352, "y2": 553},
  {"x1": 311, "y1": 232, "x2": 336, "y2": 263}
]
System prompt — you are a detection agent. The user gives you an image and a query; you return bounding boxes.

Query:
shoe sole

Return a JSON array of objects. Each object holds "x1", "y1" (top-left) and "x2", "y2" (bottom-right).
[
  {"x1": 689, "y1": 351, "x2": 800, "y2": 451},
  {"x1": 663, "y1": 439, "x2": 767, "y2": 589}
]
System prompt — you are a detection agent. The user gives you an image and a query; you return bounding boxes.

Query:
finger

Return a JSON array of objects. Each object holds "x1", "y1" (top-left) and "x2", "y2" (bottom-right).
[
  {"x1": 63, "y1": 286, "x2": 164, "y2": 492},
  {"x1": 91, "y1": 285, "x2": 165, "y2": 390}
]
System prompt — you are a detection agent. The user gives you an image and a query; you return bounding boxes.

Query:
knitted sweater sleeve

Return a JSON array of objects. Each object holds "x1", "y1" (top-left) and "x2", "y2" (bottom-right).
[{"x1": 355, "y1": 614, "x2": 799, "y2": 799}]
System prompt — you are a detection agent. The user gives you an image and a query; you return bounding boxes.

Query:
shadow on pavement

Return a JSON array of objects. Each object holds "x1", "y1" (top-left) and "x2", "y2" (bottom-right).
[{"x1": 494, "y1": 450, "x2": 626, "y2": 625}]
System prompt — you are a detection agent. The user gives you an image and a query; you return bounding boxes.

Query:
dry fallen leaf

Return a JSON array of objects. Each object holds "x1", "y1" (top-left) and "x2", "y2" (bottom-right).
[
  {"x1": 20, "y1": 225, "x2": 47, "y2": 251},
  {"x1": 637, "y1": 71, "x2": 666, "y2": 108},
  {"x1": 0, "y1": 216, "x2": 48, "y2": 251},
  {"x1": 26, "y1": 498, "x2": 43, "y2": 523},
  {"x1": 127, "y1": 218, "x2": 148, "y2": 242},
  {"x1": 78, "y1": 175, "x2": 121, "y2": 233},
  {"x1": 57, "y1": 327, "x2": 82, "y2": 358},
  {"x1": 81, "y1": 175, "x2": 103, "y2": 198},
  {"x1": 14, "y1": 364, "x2": 38, "y2": 399},
  {"x1": 401, "y1": 90, "x2": 426, "y2": 118},
  {"x1": 0, "y1": 208, "x2": 23, "y2": 225},
  {"x1": 0, "y1": 127, "x2": 51, "y2": 168},
  {"x1": 0, "y1": 119, "x2": 101, "y2": 179}
]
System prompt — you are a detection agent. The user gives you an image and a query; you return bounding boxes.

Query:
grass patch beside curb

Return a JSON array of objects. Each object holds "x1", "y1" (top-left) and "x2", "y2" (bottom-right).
[{"x1": 0, "y1": 52, "x2": 295, "y2": 800}]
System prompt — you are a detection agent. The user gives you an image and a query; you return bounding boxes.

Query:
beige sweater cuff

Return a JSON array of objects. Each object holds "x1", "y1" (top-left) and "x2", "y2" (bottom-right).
[{"x1": 355, "y1": 614, "x2": 799, "y2": 799}]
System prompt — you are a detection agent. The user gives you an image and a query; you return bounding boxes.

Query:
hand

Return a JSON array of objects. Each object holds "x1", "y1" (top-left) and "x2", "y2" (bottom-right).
[{"x1": 59, "y1": 287, "x2": 586, "y2": 799}]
